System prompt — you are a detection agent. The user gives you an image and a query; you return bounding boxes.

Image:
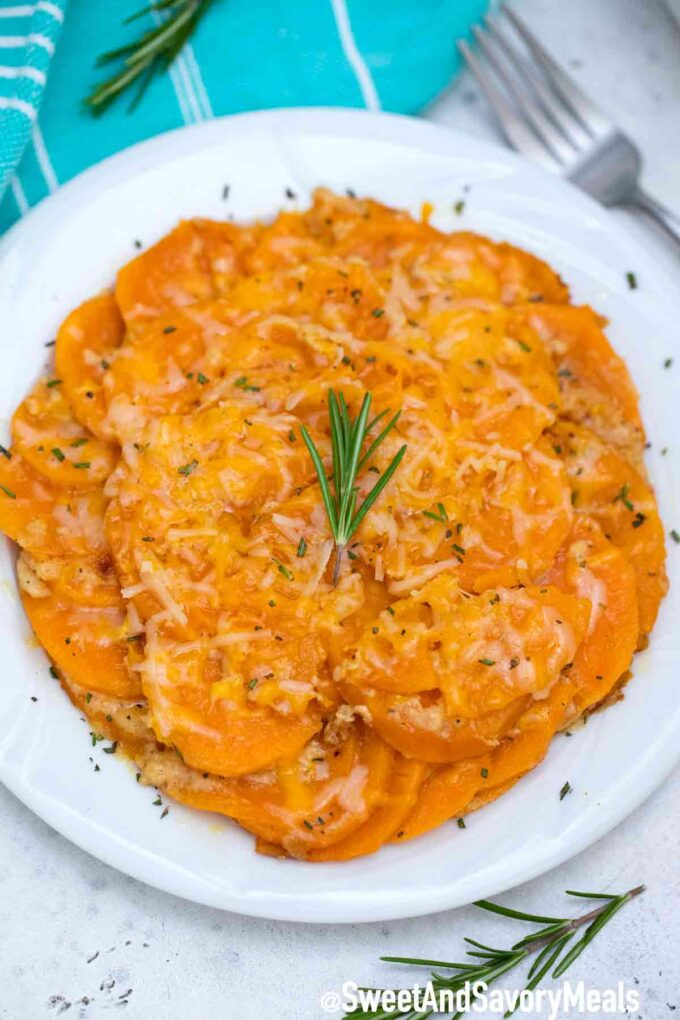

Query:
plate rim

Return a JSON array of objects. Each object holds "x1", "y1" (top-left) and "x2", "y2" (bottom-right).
[{"x1": 0, "y1": 106, "x2": 678, "y2": 923}]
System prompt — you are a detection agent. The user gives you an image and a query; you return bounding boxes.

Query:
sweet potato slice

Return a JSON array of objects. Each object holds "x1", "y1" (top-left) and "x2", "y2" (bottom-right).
[
  {"x1": 137, "y1": 717, "x2": 394, "y2": 857},
  {"x1": 550, "y1": 420, "x2": 667, "y2": 635},
  {"x1": 396, "y1": 678, "x2": 575, "y2": 841},
  {"x1": 306, "y1": 756, "x2": 428, "y2": 862},
  {"x1": 20, "y1": 580, "x2": 140, "y2": 699},
  {"x1": 12, "y1": 379, "x2": 117, "y2": 489},
  {"x1": 519, "y1": 304, "x2": 644, "y2": 464},
  {"x1": 55, "y1": 293, "x2": 124, "y2": 440},
  {"x1": 340, "y1": 577, "x2": 589, "y2": 713},
  {"x1": 546, "y1": 515, "x2": 639, "y2": 713}
]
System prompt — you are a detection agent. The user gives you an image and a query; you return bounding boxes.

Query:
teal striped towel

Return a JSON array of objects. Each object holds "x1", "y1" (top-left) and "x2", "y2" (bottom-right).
[{"x1": 0, "y1": 0, "x2": 489, "y2": 234}]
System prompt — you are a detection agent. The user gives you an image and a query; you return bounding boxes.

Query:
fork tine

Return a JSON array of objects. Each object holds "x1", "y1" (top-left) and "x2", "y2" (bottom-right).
[
  {"x1": 472, "y1": 25, "x2": 576, "y2": 165},
  {"x1": 484, "y1": 15, "x2": 592, "y2": 150},
  {"x1": 502, "y1": 7, "x2": 611, "y2": 136},
  {"x1": 457, "y1": 40, "x2": 560, "y2": 171}
]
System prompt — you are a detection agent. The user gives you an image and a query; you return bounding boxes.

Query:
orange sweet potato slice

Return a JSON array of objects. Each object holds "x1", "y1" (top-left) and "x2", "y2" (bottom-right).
[
  {"x1": 341, "y1": 576, "x2": 589, "y2": 714},
  {"x1": 20, "y1": 581, "x2": 141, "y2": 699},
  {"x1": 55, "y1": 293, "x2": 124, "y2": 440},
  {"x1": 306, "y1": 756, "x2": 428, "y2": 862},
  {"x1": 12, "y1": 379, "x2": 117, "y2": 489},
  {"x1": 546, "y1": 515, "x2": 639, "y2": 712},
  {"x1": 519, "y1": 304, "x2": 644, "y2": 462},
  {"x1": 550, "y1": 420, "x2": 667, "y2": 635},
  {"x1": 137, "y1": 718, "x2": 394, "y2": 857},
  {"x1": 397, "y1": 678, "x2": 575, "y2": 841}
]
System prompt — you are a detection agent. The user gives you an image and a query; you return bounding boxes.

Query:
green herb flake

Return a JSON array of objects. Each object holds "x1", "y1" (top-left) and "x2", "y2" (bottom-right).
[
  {"x1": 51, "y1": 447, "x2": 65, "y2": 462},
  {"x1": 457, "y1": 817, "x2": 466, "y2": 829},
  {"x1": 296, "y1": 537, "x2": 307, "y2": 558},
  {"x1": 70, "y1": 437, "x2": 88, "y2": 448},
  {"x1": 670, "y1": 529, "x2": 680, "y2": 544},
  {"x1": 480, "y1": 767, "x2": 489, "y2": 779},
  {"x1": 73, "y1": 461, "x2": 91, "y2": 470},
  {"x1": 196, "y1": 372, "x2": 209, "y2": 385},
  {"x1": 371, "y1": 308, "x2": 385, "y2": 318},
  {"x1": 479, "y1": 658, "x2": 495, "y2": 667},
  {"x1": 273, "y1": 559, "x2": 293, "y2": 580},
  {"x1": 234, "y1": 375, "x2": 261, "y2": 392},
  {"x1": 0, "y1": 445, "x2": 11, "y2": 460},
  {"x1": 516, "y1": 339, "x2": 532, "y2": 353},
  {"x1": 247, "y1": 678, "x2": 258, "y2": 690},
  {"x1": 163, "y1": 325, "x2": 177, "y2": 334},
  {"x1": 178, "y1": 459, "x2": 198, "y2": 477},
  {"x1": 103, "y1": 742, "x2": 118, "y2": 755},
  {"x1": 559, "y1": 781, "x2": 572, "y2": 801},
  {"x1": 454, "y1": 199, "x2": 465, "y2": 215},
  {"x1": 664, "y1": 357, "x2": 673, "y2": 369},
  {"x1": 46, "y1": 378, "x2": 62, "y2": 388},
  {"x1": 626, "y1": 271, "x2": 637, "y2": 290},
  {"x1": 0, "y1": 484, "x2": 16, "y2": 499},
  {"x1": 49, "y1": 665, "x2": 58, "y2": 679}
]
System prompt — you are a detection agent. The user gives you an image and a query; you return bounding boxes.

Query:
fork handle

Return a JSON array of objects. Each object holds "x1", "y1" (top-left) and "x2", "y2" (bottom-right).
[{"x1": 629, "y1": 186, "x2": 680, "y2": 248}]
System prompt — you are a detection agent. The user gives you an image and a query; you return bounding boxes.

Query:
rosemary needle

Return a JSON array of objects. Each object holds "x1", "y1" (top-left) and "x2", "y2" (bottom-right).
[
  {"x1": 347, "y1": 886, "x2": 644, "y2": 1019},
  {"x1": 301, "y1": 389, "x2": 406, "y2": 586},
  {"x1": 85, "y1": 0, "x2": 216, "y2": 114}
]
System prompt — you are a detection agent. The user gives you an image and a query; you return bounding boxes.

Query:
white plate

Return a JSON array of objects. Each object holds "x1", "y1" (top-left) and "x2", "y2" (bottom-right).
[{"x1": 0, "y1": 109, "x2": 678, "y2": 924}]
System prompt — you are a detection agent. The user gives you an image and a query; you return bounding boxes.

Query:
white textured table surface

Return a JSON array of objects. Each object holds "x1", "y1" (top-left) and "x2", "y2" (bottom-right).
[{"x1": 1, "y1": 2, "x2": 679, "y2": 1017}]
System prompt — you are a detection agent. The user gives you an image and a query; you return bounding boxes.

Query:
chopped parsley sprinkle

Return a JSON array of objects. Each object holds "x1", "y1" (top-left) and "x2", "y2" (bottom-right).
[
  {"x1": 559, "y1": 781, "x2": 572, "y2": 800},
  {"x1": 296, "y1": 537, "x2": 307, "y2": 558},
  {"x1": 664, "y1": 357, "x2": 673, "y2": 369},
  {"x1": 516, "y1": 339, "x2": 532, "y2": 353},
  {"x1": 178, "y1": 459, "x2": 198, "y2": 476},
  {"x1": 90, "y1": 732, "x2": 104, "y2": 746},
  {"x1": 457, "y1": 817, "x2": 466, "y2": 829},
  {"x1": 613, "y1": 482, "x2": 634, "y2": 511},
  {"x1": 86, "y1": 693, "x2": 92, "y2": 703},
  {"x1": 452, "y1": 543, "x2": 466, "y2": 556},
  {"x1": 288, "y1": 430, "x2": 296, "y2": 443},
  {"x1": 127, "y1": 634, "x2": 144, "y2": 643},
  {"x1": 479, "y1": 658, "x2": 495, "y2": 667},
  {"x1": 234, "y1": 375, "x2": 260, "y2": 392},
  {"x1": 454, "y1": 200, "x2": 465, "y2": 215},
  {"x1": 141, "y1": 536, "x2": 155, "y2": 542},
  {"x1": 160, "y1": 807, "x2": 169, "y2": 819},
  {"x1": 509, "y1": 657, "x2": 520, "y2": 669},
  {"x1": 626, "y1": 271, "x2": 637, "y2": 290},
  {"x1": 0, "y1": 445, "x2": 10, "y2": 459},
  {"x1": 303, "y1": 819, "x2": 314, "y2": 831},
  {"x1": 371, "y1": 308, "x2": 385, "y2": 318},
  {"x1": 247, "y1": 678, "x2": 258, "y2": 690},
  {"x1": 51, "y1": 447, "x2": 65, "y2": 462},
  {"x1": 103, "y1": 742, "x2": 118, "y2": 755},
  {"x1": 49, "y1": 665, "x2": 58, "y2": 679},
  {"x1": 74, "y1": 461, "x2": 91, "y2": 470},
  {"x1": 0, "y1": 484, "x2": 16, "y2": 499},
  {"x1": 386, "y1": 606, "x2": 395, "y2": 616},
  {"x1": 670, "y1": 529, "x2": 680, "y2": 544},
  {"x1": 46, "y1": 378, "x2": 62, "y2": 388},
  {"x1": 163, "y1": 325, "x2": 177, "y2": 334},
  {"x1": 481, "y1": 767, "x2": 489, "y2": 779},
  {"x1": 274, "y1": 559, "x2": 292, "y2": 580},
  {"x1": 423, "y1": 503, "x2": 448, "y2": 524}
]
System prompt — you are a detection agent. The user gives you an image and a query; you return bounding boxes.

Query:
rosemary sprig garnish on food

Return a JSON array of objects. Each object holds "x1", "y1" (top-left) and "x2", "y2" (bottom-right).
[
  {"x1": 345, "y1": 885, "x2": 644, "y2": 1019},
  {"x1": 85, "y1": 0, "x2": 216, "y2": 115},
  {"x1": 301, "y1": 390, "x2": 406, "y2": 587}
]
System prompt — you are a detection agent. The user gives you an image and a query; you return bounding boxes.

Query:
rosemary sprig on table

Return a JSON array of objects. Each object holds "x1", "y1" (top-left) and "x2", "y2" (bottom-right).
[
  {"x1": 85, "y1": 0, "x2": 216, "y2": 114},
  {"x1": 301, "y1": 390, "x2": 406, "y2": 587},
  {"x1": 346, "y1": 885, "x2": 644, "y2": 1019}
]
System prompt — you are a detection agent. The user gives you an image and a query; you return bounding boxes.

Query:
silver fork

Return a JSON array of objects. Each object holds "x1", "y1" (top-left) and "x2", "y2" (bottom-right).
[{"x1": 458, "y1": 6, "x2": 680, "y2": 246}]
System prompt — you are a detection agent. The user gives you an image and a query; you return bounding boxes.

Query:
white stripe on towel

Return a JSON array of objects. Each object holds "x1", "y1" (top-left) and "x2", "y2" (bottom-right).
[
  {"x1": 329, "y1": 0, "x2": 380, "y2": 111},
  {"x1": 0, "y1": 64, "x2": 45, "y2": 84},
  {"x1": 0, "y1": 33, "x2": 54, "y2": 55},
  {"x1": 0, "y1": 95, "x2": 35, "y2": 118},
  {"x1": 0, "y1": 3, "x2": 63, "y2": 19},
  {"x1": 32, "y1": 121, "x2": 58, "y2": 191},
  {"x1": 10, "y1": 175, "x2": 29, "y2": 214}
]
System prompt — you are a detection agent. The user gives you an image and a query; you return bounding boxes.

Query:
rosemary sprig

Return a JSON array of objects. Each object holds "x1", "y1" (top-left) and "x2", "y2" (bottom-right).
[
  {"x1": 345, "y1": 885, "x2": 644, "y2": 1019},
  {"x1": 85, "y1": 0, "x2": 216, "y2": 114},
  {"x1": 301, "y1": 390, "x2": 406, "y2": 586}
]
